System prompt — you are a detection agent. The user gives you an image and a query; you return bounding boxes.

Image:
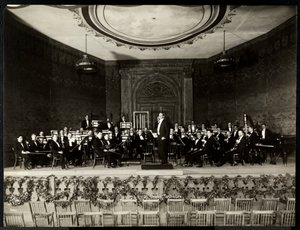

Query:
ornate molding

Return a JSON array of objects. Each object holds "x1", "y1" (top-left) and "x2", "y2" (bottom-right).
[{"x1": 69, "y1": 5, "x2": 238, "y2": 51}]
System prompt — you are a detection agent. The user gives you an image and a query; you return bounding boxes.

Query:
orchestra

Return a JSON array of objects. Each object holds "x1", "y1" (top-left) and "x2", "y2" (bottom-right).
[{"x1": 12, "y1": 113, "x2": 286, "y2": 170}]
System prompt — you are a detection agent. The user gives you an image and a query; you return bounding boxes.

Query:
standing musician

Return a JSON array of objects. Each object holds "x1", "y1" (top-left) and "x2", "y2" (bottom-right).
[
  {"x1": 157, "y1": 112, "x2": 170, "y2": 165},
  {"x1": 246, "y1": 126, "x2": 261, "y2": 164},
  {"x1": 81, "y1": 114, "x2": 92, "y2": 130},
  {"x1": 78, "y1": 130, "x2": 95, "y2": 165}
]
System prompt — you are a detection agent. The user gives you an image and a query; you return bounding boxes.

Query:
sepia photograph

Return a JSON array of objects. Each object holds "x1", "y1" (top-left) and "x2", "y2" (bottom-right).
[{"x1": 2, "y1": 4, "x2": 296, "y2": 227}]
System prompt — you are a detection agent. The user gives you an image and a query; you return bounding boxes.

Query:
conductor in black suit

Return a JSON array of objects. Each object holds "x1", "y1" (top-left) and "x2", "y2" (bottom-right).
[
  {"x1": 157, "y1": 112, "x2": 170, "y2": 164},
  {"x1": 81, "y1": 115, "x2": 91, "y2": 130}
]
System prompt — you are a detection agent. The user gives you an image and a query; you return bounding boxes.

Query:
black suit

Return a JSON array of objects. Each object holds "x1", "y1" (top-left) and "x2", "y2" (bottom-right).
[
  {"x1": 28, "y1": 140, "x2": 46, "y2": 166},
  {"x1": 49, "y1": 140, "x2": 66, "y2": 168},
  {"x1": 157, "y1": 119, "x2": 170, "y2": 164},
  {"x1": 14, "y1": 141, "x2": 30, "y2": 168},
  {"x1": 102, "y1": 139, "x2": 122, "y2": 166},
  {"x1": 81, "y1": 119, "x2": 92, "y2": 130}
]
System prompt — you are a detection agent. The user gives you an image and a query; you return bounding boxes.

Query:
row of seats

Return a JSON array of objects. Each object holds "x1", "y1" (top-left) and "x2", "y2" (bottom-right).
[{"x1": 4, "y1": 197, "x2": 295, "y2": 227}]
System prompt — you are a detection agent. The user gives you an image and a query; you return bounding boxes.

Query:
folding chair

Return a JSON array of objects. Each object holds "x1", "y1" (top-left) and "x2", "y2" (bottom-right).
[
  {"x1": 168, "y1": 142, "x2": 178, "y2": 163},
  {"x1": 98, "y1": 199, "x2": 114, "y2": 227},
  {"x1": 195, "y1": 211, "x2": 216, "y2": 226},
  {"x1": 4, "y1": 213, "x2": 25, "y2": 227},
  {"x1": 213, "y1": 198, "x2": 231, "y2": 226},
  {"x1": 261, "y1": 198, "x2": 279, "y2": 211},
  {"x1": 29, "y1": 201, "x2": 54, "y2": 227},
  {"x1": 167, "y1": 199, "x2": 188, "y2": 226},
  {"x1": 235, "y1": 198, "x2": 254, "y2": 225},
  {"x1": 280, "y1": 210, "x2": 295, "y2": 226},
  {"x1": 190, "y1": 198, "x2": 208, "y2": 226},
  {"x1": 54, "y1": 200, "x2": 77, "y2": 227},
  {"x1": 224, "y1": 211, "x2": 245, "y2": 226},
  {"x1": 251, "y1": 210, "x2": 275, "y2": 226},
  {"x1": 286, "y1": 198, "x2": 295, "y2": 211},
  {"x1": 92, "y1": 146, "x2": 106, "y2": 168},
  {"x1": 12, "y1": 147, "x2": 25, "y2": 169},
  {"x1": 117, "y1": 199, "x2": 138, "y2": 226},
  {"x1": 139, "y1": 199, "x2": 160, "y2": 226}
]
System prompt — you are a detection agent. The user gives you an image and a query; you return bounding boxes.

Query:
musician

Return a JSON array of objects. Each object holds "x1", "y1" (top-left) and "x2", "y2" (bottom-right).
[
  {"x1": 63, "y1": 127, "x2": 69, "y2": 137},
  {"x1": 49, "y1": 134, "x2": 67, "y2": 169},
  {"x1": 247, "y1": 126, "x2": 261, "y2": 164},
  {"x1": 174, "y1": 123, "x2": 180, "y2": 135},
  {"x1": 79, "y1": 130, "x2": 95, "y2": 164},
  {"x1": 157, "y1": 112, "x2": 170, "y2": 165},
  {"x1": 119, "y1": 114, "x2": 127, "y2": 130},
  {"x1": 180, "y1": 128, "x2": 192, "y2": 155},
  {"x1": 102, "y1": 133, "x2": 122, "y2": 167},
  {"x1": 28, "y1": 133, "x2": 47, "y2": 167},
  {"x1": 58, "y1": 130, "x2": 68, "y2": 148},
  {"x1": 224, "y1": 131, "x2": 235, "y2": 152},
  {"x1": 143, "y1": 127, "x2": 154, "y2": 142},
  {"x1": 217, "y1": 130, "x2": 247, "y2": 166},
  {"x1": 187, "y1": 130, "x2": 217, "y2": 167},
  {"x1": 215, "y1": 128, "x2": 225, "y2": 147},
  {"x1": 104, "y1": 118, "x2": 114, "y2": 131},
  {"x1": 259, "y1": 124, "x2": 273, "y2": 144},
  {"x1": 37, "y1": 131, "x2": 47, "y2": 145},
  {"x1": 64, "y1": 133, "x2": 83, "y2": 166},
  {"x1": 92, "y1": 132, "x2": 107, "y2": 163},
  {"x1": 126, "y1": 128, "x2": 136, "y2": 159},
  {"x1": 13, "y1": 135, "x2": 31, "y2": 169},
  {"x1": 81, "y1": 114, "x2": 92, "y2": 130},
  {"x1": 134, "y1": 129, "x2": 146, "y2": 158},
  {"x1": 112, "y1": 126, "x2": 122, "y2": 145},
  {"x1": 227, "y1": 122, "x2": 232, "y2": 132},
  {"x1": 184, "y1": 132, "x2": 203, "y2": 166},
  {"x1": 232, "y1": 125, "x2": 239, "y2": 140}
]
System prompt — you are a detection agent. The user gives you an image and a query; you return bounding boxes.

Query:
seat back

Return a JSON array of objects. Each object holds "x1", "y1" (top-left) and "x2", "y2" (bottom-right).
[
  {"x1": 33, "y1": 213, "x2": 54, "y2": 227},
  {"x1": 195, "y1": 211, "x2": 216, "y2": 226},
  {"x1": 4, "y1": 213, "x2": 25, "y2": 227},
  {"x1": 167, "y1": 199, "x2": 185, "y2": 212},
  {"x1": 143, "y1": 199, "x2": 159, "y2": 212},
  {"x1": 281, "y1": 210, "x2": 295, "y2": 226},
  {"x1": 143, "y1": 143, "x2": 154, "y2": 154},
  {"x1": 191, "y1": 199, "x2": 208, "y2": 211},
  {"x1": 224, "y1": 211, "x2": 245, "y2": 226},
  {"x1": 261, "y1": 198, "x2": 279, "y2": 211},
  {"x1": 54, "y1": 200, "x2": 73, "y2": 213},
  {"x1": 98, "y1": 199, "x2": 114, "y2": 213},
  {"x1": 74, "y1": 200, "x2": 91, "y2": 214},
  {"x1": 29, "y1": 201, "x2": 47, "y2": 214},
  {"x1": 251, "y1": 210, "x2": 274, "y2": 226},
  {"x1": 168, "y1": 142, "x2": 178, "y2": 156},
  {"x1": 235, "y1": 198, "x2": 254, "y2": 211},
  {"x1": 120, "y1": 199, "x2": 138, "y2": 212},
  {"x1": 57, "y1": 213, "x2": 76, "y2": 227},
  {"x1": 214, "y1": 198, "x2": 231, "y2": 211},
  {"x1": 286, "y1": 198, "x2": 295, "y2": 211}
]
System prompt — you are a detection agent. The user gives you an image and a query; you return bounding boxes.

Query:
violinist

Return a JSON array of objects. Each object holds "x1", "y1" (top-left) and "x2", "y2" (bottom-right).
[
  {"x1": 143, "y1": 127, "x2": 154, "y2": 142},
  {"x1": 184, "y1": 132, "x2": 203, "y2": 166},
  {"x1": 79, "y1": 130, "x2": 95, "y2": 165},
  {"x1": 65, "y1": 133, "x2": 83, "y2": 166},
  {"x1": 102, "y1": 133, "x2": 122, "y2": 168}
]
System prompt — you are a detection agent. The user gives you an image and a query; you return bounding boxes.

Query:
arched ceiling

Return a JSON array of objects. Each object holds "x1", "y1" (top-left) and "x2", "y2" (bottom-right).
[{"x1": 7, "y1": 5, "x2": 296, "y2": 61}]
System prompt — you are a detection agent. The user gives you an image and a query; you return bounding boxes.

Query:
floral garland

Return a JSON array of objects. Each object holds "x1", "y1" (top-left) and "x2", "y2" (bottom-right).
[{"x1": 4, "y1": 174, "x2": 295, "y2": 207}]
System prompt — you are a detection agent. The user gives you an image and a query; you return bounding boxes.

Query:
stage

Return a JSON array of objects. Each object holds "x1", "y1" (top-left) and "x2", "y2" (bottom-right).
[{"x1": 4, "y1": 157, "x2": 295, "y2": 178}]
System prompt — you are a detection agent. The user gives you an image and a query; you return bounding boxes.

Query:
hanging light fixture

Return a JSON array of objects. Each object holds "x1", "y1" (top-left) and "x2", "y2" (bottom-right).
[
  {"x1": 214, "y1": 30, "x2": 235, "y2": 68},
  {"x1": 76, "y1": 34, "x2": 97, "y2": 73}
]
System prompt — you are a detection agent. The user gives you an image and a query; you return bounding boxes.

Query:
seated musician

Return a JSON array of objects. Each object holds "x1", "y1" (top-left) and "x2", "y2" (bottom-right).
[
  {"x1": 246, "y1": 126, "x2": 261, "y2": 164},
  {"x1": 216, "y1": 130, "x2": 247, "y2": 166},
  {"x1": 143, "y1": 127, "x2": 154, "y2": 142},
  {"x1": 174, "y1": 123, "x2": 180, "y2": 135},
  {"x1": 37, "y1": 131, "x2": 47, "y2": 146},
  {"x1": 180, "y1": 128, "x2": 192, "y2": 156},
  {"x1": 28, "y1": 133, "x2": 48, "y2": 167},
  {"x1": 112, "y1": 126, "x2": 122, "y2": 146},
  {"x1": 102, "y1": 133, "x2": 122, "y2": 167},
  {"x1": 49, "y1": 134, "x2": 67, "y2": 169},
  {"x1": 63, "y1": 126, "x2": 69, "y2": 137},
  {"x1": 224, "y1": 131, "x2": 235, "y2": 152},
  {"x1": 127, "y1": 128, "x2": 137, "y2": 159},
  {"x1": 133, "y1": 129, "x2": 146, "y2": 158},
  {"x1": 14, "y1": 135, "x2": 31, "y2": 169},
  {"x1": 65, "y1": 133, "x2": 83, "y2": 166},
  {"x1": 104, "y1": 118, "x2": 114, "y2": 132},
  {"x1": 79, "y1": 130, "x2": 95, "y2": 163},
  {"x1": 184, "y1": 132, "x2": 203, "y2": 166}
]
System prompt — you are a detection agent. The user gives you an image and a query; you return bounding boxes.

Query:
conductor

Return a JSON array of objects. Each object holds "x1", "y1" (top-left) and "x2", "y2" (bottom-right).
[{"x1": 157, "y1": 112, "x2": 170, "y2": 165}]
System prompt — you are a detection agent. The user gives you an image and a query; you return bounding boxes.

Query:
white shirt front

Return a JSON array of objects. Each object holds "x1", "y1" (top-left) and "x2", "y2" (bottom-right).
[
  {"x1": 86, "y1": 119, "x2": 89, "y2": 127},
  {"x1": 262, "y1": 129, "x2": 266, "y2": 139},
  {"x1": 157, "y1": 119, "x2": 163, "y2": 135}
]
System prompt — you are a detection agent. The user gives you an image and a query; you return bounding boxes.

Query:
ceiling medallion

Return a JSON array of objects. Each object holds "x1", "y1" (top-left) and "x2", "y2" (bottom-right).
[{"x1": 71, "y1": 5, "x2": 237, "y2": 51}]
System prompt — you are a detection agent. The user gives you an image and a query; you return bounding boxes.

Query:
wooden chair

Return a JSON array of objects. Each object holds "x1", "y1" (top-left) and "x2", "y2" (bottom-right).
[
  {"x1": 4, "y1": 213, "x2": 25, "y2": 227},
  {"x1": 29, "y1": 201, "x2": 54, "y2": 227},
  {"x1": 190, "y1": 198, "x2": 208, "y2": 226},
  {"x1": 251, "y1": 210, "x2": 275, "y2": 226},
  {"x1": 234, "y1": 198, "x2": 254, "y2": 225},
  {"x1": 92, "y1": 146, "x2": 106, "y2": 168},
  {"x1": 167, "y1": 199, "x2": 188, "y2": 226},
  {"x1": 224, "y1": 211, "x2": 245, "y2": 226},
  {"x1": 286, "y1": 198, "x2": 295, "y2": 211},
  {"x1": 280, "y1": 210, "x2": 295, "y2": 226},
  {"x1": 97, "y1": 199, "x2": 114, "y2": 226},
  {"x1": 213, "y1": 198, "x2": 231, "y2": 226},
  {"x1": 118, "y1": 199, "x2": 138, "y2": 226},
  {"x1": 54, "y1": 200, "x2": 77, "y2": 227},
  {"x1": 139, "y1": 199, "x2": 160, "y2": 226},
  {"x1": 261, "y1": 198, "x2": 279, "y2": 211},
  {"x1": 195, "y1": 211, "x2": 216, "y2": 226},
  {"x1": 168, "y1": 142, "x2": 178, "y2": 163},
  {"x1": 74, "y1": 200, "x2": 93, "y2": 226},
  {"x1": 12, "y1": 147, "x2": 25, "y2": 169},
  {"x1": 142, "y1": 142, "x2": 154, "y2": 162}
]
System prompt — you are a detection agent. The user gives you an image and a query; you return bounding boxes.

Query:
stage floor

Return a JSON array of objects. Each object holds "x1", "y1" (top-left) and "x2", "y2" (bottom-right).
[{"x1": 4, "y1": 157, "x2": 295, "y2": 178}]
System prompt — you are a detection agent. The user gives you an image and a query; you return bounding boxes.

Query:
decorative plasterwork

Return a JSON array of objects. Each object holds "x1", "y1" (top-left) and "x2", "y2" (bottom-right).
[{"x1": 70, "y1": 5, "x2": 238, "y2": 51}]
